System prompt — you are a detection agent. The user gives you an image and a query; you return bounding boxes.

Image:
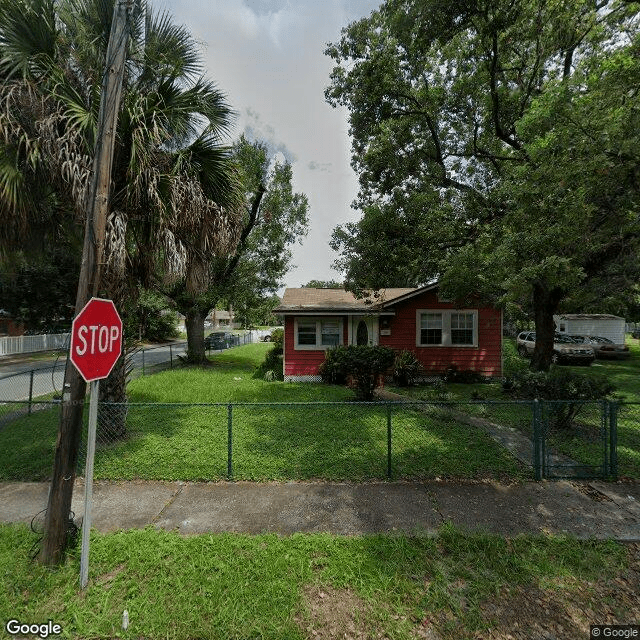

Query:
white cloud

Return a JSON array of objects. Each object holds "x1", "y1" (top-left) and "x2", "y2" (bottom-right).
[{"x1": 160, "y1": 0, "x2": 381, "y2": 288}]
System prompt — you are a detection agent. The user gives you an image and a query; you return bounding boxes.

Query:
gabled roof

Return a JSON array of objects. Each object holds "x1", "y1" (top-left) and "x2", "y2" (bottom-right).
[{"x1": 274, "y1": 283, "x2": 438, "y2": 314}]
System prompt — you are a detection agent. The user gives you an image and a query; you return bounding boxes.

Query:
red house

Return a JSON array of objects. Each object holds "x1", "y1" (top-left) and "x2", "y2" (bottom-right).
[{"x1": 274, "y1": 284, "x2": 503, "y2": 381}]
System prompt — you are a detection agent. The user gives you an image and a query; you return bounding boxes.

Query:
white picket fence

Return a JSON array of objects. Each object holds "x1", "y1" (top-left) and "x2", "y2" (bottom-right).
[{"x1": 0, "y1": 333, "x2": 70, "y2": 357}]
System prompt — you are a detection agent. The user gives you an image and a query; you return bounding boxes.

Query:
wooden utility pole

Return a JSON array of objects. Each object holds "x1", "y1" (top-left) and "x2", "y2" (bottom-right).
[{"x1": 40, "y1": 0, "x2": 133, "y2": 566}]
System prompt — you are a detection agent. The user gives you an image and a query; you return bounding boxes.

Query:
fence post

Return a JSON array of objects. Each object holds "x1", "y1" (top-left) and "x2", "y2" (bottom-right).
[
  {"x1": 532, "y1": 399, "x2": 542, "y2": 480},
  {"x1": 609, "y1": 401, "x2": 618, "y2": 480},
  {"x1": 387, "y1": 404, "x2": 392, "y2": 479},
  {"x1": 142, "y1": 349, "x2": 145, "y2": 376},
  {"x1": 602, "y1": 399, "x2": 610, "y2": 478},
  {"x1": 28, "y1": 369, "x2": 35, "y2": 416},
  {"x1": 170, "y1": 345, "x2": 173, "y2": 369},
  {"x1": 227, "y1": 404, "x2": 233, "y2": 479}
]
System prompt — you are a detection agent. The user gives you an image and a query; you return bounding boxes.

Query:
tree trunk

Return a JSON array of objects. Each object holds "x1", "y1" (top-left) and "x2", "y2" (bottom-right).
[
  {"x1": 530, "y1": 283, "x2": 564, "y2": 371},
  {"x1": 97, "y1": 353, "x2": 128, "y2": 442},
  {"x1": 185, "y1": 308, "x2": 208, "y2": 364},
  {"x1": 39, "y1": 364, "x2": 86, "y2": 565}
]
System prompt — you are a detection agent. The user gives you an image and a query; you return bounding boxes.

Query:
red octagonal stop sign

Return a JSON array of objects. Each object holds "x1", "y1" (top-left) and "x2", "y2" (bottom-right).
[{"x1": 70, "y1": 298, "x2": 123, "y2": 382}]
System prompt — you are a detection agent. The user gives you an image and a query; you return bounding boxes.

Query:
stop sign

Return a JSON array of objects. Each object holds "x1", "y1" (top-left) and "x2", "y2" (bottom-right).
[{"x1": 70, "y1": 298, "x2": 123, "y2": 382}]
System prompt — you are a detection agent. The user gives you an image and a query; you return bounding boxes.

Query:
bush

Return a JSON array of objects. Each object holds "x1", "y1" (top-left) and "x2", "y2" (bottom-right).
[
  {"x1": 507, "y1": 368, "x2": 616, "y2": 429},
  {"x1": 270, "y1": 327, "x2": 284, "y2": 348},
  {"x1": 254, "y1": 334, "x2": 284, "y2": 381},
  {"x1": 318, "y1": 347, "x2": 347, "y2": 385},
  {"x1": 393, "y1": 350, "x2": 423, "y2": 387},
  {"x1": 443, "y1": 364, "x2": 484, "y2": 384},
  {"x1": 319, "y1": 345, "x2": 395, "y2": 400},
  {"x1": 503, "y1": 339, "x2": 529, "y2": 379}
]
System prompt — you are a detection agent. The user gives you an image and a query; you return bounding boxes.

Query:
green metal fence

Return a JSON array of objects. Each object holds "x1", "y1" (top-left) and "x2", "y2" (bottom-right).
[{"x1": 1, "y1": 398, "x2": 634, "y2": 482}]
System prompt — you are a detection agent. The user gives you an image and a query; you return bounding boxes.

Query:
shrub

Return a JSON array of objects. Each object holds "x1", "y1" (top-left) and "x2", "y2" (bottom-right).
[
  {"x1": 270, "y1": 327, "x2": 284, "y2": 349},
  {"x1": 318, "y1": 347, "x2": 347, "y2": 385},
  {"x1": 393, "y1": 350, "x2": 423, "y2": 387},
  {"x1": 503, "y1": 339, "x2": 529, "y2": 379},
  {"x1": 507, "y1": 368, "x2": 616, "y2": 429},
  {"x1": 443, "y1": 364, "x2": 484, "y2": 384},
  {"x1": 320, "y1": 345, "x2": 395, "y2": 400},
  {"x1": 254, "y1": 333, "x2": 284, "y2": 381}
]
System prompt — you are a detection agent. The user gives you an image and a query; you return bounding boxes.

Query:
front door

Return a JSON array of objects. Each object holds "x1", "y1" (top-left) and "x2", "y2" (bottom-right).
[{"x1": 350, "y1": 317, "x2": 378, "y2": 346}]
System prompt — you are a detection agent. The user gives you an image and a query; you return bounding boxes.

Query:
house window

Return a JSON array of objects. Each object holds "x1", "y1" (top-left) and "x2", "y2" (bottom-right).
[
  {"x1": 416, "y1": 310, "x2": 478, "y2": 347},
  {"x1": 420, "y1": 313, "x2": 443, "y2": 345},
  {"x1": 294, "y1": 317, "x2": 343, "y2": 350},
  {"x1": 451, "y1": 312, "x2": 474, "y2": 345},
  {"x1": 297, "y1": 321, "x2": 317, "y2": 346},
  {"x1": 321, "y1": 320, "x2": 341, "y2": 346}
]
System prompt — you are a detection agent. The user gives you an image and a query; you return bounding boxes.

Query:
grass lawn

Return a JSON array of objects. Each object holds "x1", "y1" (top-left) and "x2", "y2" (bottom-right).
[
  {"x1": 0, "y1": 343, "x2": 526, "y2": 482},
  {"x1": 1, "y1": 523, "x2": 637, "y2": 640},
  {"x1": 389, "y1": 338, "x2": 640, "y2": 478}
]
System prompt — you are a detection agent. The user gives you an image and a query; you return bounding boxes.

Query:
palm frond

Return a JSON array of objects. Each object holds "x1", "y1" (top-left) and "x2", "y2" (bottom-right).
[
  {"x1": 0, "y1": 0, "x2": 57, "y2": 80},
  {"x1": 140, "y1": 7, "x2": 202, "y2": 83}
]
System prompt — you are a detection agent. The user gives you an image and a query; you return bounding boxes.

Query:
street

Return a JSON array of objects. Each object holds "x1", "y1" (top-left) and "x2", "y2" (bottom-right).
[
  {"x1": 0, "y1": 332, "x2": 270, "y2": 403},
  {"x1": 0, "y1": 342, "x2": 187, "y2": 402}
]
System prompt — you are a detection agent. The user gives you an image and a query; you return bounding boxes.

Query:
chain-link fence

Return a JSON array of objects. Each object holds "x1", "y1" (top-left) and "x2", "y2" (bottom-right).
[
  {"x1": 617, "y1": 401, "x2": 640, "y2": 479},
  {"x1": 2, "y1": 398, "x2": 635, "y2": 483},
  {"x1": 0, "y1": 362, "x2": 66, "y2": 413},
  {"x1": 536, "y1": 400, "x2": 613, "y2": 479}
]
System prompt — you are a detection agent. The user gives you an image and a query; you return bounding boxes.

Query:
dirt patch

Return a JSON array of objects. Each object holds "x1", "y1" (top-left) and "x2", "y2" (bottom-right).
[
  {"x1": 297, "y1": 585, "x2": 372, "y2": 640},
  {"x1": 571, "y1": 482, "x2": 615, "y2": 502},
  {"x1": 464, "y1": 543, "x2": 640, "y2": 640},
  {"x1": 94, "y1": 563, "x2": 126, "y2": 587}
]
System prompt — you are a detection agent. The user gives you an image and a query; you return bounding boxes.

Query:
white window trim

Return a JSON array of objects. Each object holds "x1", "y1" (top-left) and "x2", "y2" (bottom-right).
[
  {"x1": 294, "y1": 317, "x2": 343, "y2": 350},
  {"x1": 416, "y1": 309, "x2": 478, "y2": 348}
]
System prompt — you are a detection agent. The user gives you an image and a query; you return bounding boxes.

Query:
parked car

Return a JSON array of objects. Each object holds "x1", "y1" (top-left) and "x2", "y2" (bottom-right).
[
  {"x1": 204, "y1": 331, "x2": 232, "y2": 350},
  {"x1": 516, "y1": 331, "x2": 595, "y2": 365},
  {"x1": 569, "y1": 335, "x2": 630, "y2": 359}
]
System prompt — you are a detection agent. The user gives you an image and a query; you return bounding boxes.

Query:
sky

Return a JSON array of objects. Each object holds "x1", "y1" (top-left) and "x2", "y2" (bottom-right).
[{"x1": 160, "y1": 0, "x2": 381, "y2": 291}]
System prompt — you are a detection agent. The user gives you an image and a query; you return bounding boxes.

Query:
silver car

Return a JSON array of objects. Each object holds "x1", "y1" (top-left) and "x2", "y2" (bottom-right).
[
  {"x1": 569, "y1": 335, "x2": 630, "y2": 359},
  {"x1": 516, "y1": 332, "x2": 595, "y2": 365}
]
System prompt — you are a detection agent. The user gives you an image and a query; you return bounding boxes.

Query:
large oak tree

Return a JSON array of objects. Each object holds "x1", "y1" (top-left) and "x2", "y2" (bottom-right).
[{"x1": 326, "y1": 0, "x2": 640, "y2": 370}]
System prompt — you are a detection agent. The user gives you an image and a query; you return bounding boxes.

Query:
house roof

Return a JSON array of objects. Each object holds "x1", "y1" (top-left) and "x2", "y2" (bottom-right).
[
  {"x1": 555, "y1": 314, "x2": 624, "y2": 321},
  {"x1": 274, "y1": 285, "x2": 437, "y2": 314},
  {"x1": 210, "y1": 310, "x2": 233, "y2": 320}
]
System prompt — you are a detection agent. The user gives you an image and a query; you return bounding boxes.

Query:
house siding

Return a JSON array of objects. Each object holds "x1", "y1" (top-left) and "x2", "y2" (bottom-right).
[{"x1": 379, "y1": 290, "x2": 502, "y2": 377}]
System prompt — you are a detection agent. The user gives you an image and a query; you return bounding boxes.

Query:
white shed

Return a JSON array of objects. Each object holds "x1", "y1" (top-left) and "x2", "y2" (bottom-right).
[{"x1": 554, "y1": 314, "x2": 626, "y2": 343}]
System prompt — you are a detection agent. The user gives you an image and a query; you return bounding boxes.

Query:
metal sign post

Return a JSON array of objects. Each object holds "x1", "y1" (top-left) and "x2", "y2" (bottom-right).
[
  {"x1": 80, "y1": 379, "x2": 99, "y2": 589},
  {"x1": 68, "y1": 296, "x2": 122, "y2": 589}
]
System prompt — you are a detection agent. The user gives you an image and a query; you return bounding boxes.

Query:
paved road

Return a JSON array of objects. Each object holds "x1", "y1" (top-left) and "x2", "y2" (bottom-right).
[
  {"x1": 0, "y1": 343, "x2": 188, "y2": 402},
  {"x1": 0, "y1": 332, "x2": 270, "y2": 402}
]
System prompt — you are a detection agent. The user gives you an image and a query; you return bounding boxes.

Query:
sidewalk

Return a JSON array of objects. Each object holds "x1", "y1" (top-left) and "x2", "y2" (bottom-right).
[{"x1": 1, "y1": 479, "x2": 639, "y2": 540}]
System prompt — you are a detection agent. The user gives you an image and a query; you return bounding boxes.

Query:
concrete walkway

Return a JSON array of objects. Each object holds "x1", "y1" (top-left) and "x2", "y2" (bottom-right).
[{"x1": 1, "y1": 479, "x2": 639, "y2": 540}]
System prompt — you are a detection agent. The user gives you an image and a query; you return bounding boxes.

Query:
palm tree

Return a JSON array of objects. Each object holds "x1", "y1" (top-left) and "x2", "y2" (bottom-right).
[
  {"x1": 0, "y1": 0, "x2": 242, "y2": 376},
  {"x1": 0, "y1": 0, "x2": 242, "y2": 562}
]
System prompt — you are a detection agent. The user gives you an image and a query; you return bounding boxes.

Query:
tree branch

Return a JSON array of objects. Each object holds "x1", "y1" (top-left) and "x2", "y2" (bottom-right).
[
  {"x1": 221, "y1": 183, "x2": 266, "y2": 282},
  {"x1": 489, "y1": 32, "x2": 522, "y2": 152}
]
